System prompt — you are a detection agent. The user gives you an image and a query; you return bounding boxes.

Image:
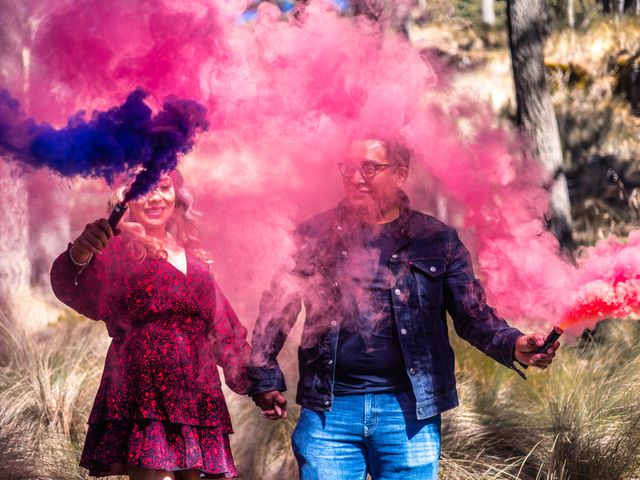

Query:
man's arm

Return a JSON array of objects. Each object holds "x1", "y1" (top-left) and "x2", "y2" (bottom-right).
[
  {"x1": 249, "y1": 269, "x2": 304, "y2": 394},
  {"x1": 443, "y1": 229, "x2": 557, "y2": 373},
  {"x1": 249, "y1": 225, "x2": 316, "y2": 418}
]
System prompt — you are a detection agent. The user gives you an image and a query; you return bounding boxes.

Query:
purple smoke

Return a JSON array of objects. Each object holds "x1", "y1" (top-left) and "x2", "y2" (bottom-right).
[{"x1": 0, "y1": 88, "x2": 208, "y2": 202}]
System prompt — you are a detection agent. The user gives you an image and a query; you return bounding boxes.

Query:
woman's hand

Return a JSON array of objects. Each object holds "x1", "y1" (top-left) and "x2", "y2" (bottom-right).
[{"x1": 70, "y1": 219, "x2": 116, "y2": 263}]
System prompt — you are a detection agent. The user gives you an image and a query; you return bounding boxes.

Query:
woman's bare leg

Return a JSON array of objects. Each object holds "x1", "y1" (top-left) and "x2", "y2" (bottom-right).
[
  {"x1": 127, "y1": 466, "x2": 176, "y2": 480},
  {"x1": 176, "y1": 469, "x2": 203, "y2": 480}
]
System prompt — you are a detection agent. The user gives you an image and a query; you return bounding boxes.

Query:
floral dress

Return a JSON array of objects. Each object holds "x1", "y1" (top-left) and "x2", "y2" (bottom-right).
[{"x1": 50, "y1": 236, "x2": 251, "y2": 478}]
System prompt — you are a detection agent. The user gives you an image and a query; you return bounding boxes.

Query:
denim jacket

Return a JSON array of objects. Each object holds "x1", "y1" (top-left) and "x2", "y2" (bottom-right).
[{"x1": 249, "y1": 194, "x2": 525, "y2": 419}]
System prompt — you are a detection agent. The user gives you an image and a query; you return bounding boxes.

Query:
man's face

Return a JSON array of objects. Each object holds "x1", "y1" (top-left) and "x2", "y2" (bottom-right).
[{"x1": 341, "y1": 140, "x2": 408, "y2": 214}]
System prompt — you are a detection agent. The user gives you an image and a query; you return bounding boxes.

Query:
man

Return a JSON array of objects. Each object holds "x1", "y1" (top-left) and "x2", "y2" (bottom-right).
[{"x1": 249, "y1": 138, "x2": 559, "y2": 480}]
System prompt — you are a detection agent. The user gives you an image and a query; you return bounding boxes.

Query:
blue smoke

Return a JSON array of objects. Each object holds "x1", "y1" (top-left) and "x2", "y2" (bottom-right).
[{"x1": 0, "y1": 88, "x2": 208, "y2": 201}]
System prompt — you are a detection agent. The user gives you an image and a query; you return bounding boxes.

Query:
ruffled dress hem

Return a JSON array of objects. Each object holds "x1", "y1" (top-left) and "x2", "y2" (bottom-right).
[{"x1": 80, "y1": 420, "x2": 238, "y2": 478}]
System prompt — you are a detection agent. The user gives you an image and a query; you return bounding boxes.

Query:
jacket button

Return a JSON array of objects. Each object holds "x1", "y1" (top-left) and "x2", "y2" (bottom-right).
[
  {"x1": 332, "y1": 281, "x2": 339, "y2": 287},
  {"x1": 391, "y1": 253, "x2": 398, "y2": 259},
  {"x1": 429, "y1": 266, "x2": 437, "y2": 273},
  {"x1": 331, "y1": 321, "x2": 337, "y2": 326},
  {"x1": 328, "y1": 360, "x2": 333, "y2": 365},
  {"x1": 400, "y1": 328, "x2": 407, "y2": 335},
  {"x1": 418, "y1": 408, "x2": 424, "y2": 415},
  {"x1": 409, "y1": 368, "x2": 416, "y2": 374},
  {"x1": 337, "y1": 225, "x2": 343, "y2": 231},
  {"x1": 394, "y1": 289, "x2": 402, "y2": 296},
  {"x1": 341, "y1": 250, "x2": 348, "y2": 257},
  {"x1": 324, "y1": 400, "x2": 330, "y2": 406}
]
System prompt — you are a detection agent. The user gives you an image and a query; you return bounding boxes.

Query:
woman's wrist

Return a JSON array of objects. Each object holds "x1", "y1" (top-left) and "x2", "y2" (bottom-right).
[{"x1": 69, "y1": 243, "x2": 93, "y2": 266}]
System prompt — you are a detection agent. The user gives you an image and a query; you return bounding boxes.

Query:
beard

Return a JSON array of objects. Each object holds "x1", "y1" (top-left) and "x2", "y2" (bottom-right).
[{"x1": 344, "y1": 189, "x2": 399, "y2": 221}]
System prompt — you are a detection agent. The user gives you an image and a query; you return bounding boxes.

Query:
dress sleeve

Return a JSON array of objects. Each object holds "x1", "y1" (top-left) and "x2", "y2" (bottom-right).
[
  {"x1": 205, "y1": 276, "x2": 253, "y2": 395},
  {"x1": 50, "y1": 241, "x2": 119, "y2": 321}
]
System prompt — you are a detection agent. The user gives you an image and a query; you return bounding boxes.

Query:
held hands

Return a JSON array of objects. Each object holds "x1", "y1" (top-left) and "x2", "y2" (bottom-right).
[
  {"x1": 252, "y1": 390, "x2": 288, "y2": 421},
  {"x1": 514, "y1": 334, "x2": 560, "y2": 369},
  {"x1": 71, "y1": 219, "x2": 118, "y2": 263}
]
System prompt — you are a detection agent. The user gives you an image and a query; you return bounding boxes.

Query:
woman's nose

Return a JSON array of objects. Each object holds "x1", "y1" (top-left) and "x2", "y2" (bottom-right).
[{"x1": 146, "y1": 189, "x2": 162, "y2": 201}]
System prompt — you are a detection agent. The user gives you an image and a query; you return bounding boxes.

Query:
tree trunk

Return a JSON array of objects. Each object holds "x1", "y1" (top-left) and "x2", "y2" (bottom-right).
[
  {"x1": 27, "y1": 171, "x2": 70, "y2": 293},
  {"x1": 602, "y1": 0, "x2": 611, "y2": 13},
  {"x1": 567, "y1": 0, "x2": 575, "y2": 27},
  {"x1": 507, "y1": 0, "x2": 574, "y2": 248},
  {"x1": 616, "y1": 0, "x2": 625, "y2": 16},
  {"x1": 482, "y1": 0, "x2": 496, "y2": 26},
  {"x1": 0, "y1": 161, "x2": 31, "y2": 325},
  {"x1": 351, "y1": 0, "x2": 411, "y2": 37},
  {"x1": 635, "y1": 0, "x2": 639, "y2": 14}
]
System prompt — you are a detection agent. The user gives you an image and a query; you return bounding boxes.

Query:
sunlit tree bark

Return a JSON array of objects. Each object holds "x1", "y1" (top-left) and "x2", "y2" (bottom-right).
[
  {"x1": 482, "y1": 0, "x2": 496, "y2": 26},
  {"x1": 507, "y1": 0, "x2": 574, "y2": 247},
  {"x1": 0, "y1": 162, "x2": 31, "y2": 324},
  {"x1": 568, "y1": 0, "x2": 575, "y2": 27},
  {"x1": 0, "y1": 3, "x2": 70, "y2": 326}
]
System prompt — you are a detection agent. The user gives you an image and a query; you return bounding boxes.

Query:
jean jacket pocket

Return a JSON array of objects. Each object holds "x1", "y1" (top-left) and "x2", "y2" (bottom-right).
[{"x1": 410, "y1": 258, "x2": 446, "y2": 311}]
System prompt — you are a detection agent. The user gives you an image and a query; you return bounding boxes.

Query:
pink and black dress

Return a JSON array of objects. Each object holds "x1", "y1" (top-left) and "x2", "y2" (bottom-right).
[{"x1": 50, "y1": 236, "x2": 251, "y2": 478}]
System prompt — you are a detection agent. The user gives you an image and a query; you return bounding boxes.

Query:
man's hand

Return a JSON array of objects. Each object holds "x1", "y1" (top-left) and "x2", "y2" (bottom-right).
[
  {"x1": 514, "y1": 334, "x2": 560, "y2": 369},
  {"x1": 252, "y1": 390, "x2": 288, "y2": 420}
]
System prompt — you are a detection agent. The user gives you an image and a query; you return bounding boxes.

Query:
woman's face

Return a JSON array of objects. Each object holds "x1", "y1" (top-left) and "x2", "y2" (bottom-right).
[{"x1": 128, "y1": 174, "x2": 176, "y2": 232}]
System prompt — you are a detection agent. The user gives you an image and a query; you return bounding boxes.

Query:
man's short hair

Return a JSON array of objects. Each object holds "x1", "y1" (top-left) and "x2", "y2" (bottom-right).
[
  {"x1": 382, "y1": 140, "x2": 412, "y2": 169},
  {"x1": 361, "y1": 137, "x2": 412, "y2": 169}
]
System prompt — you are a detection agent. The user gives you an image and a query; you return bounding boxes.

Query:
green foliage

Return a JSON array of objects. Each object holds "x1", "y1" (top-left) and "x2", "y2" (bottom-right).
[
  {"x1": 447, "y1": 0, "x2": 618, "y2": 31},
  {"x1": 450, "y1": 0, "x2": 507, "y2": 27}
]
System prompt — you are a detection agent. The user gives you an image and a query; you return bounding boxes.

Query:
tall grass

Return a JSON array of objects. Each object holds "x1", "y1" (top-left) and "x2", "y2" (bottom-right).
[
  {"x1": 0, "y1": 315, "x2": 113, "y2": 480},
  {"x1": 446, "y1": 320, "x2": 640, "y2": 480},
  {"x1": 225, "y1": 341, "x2": 300, "y2": 478},
  {"x1": 1, "y1": 311, "x2": 639, "y2": 479}
]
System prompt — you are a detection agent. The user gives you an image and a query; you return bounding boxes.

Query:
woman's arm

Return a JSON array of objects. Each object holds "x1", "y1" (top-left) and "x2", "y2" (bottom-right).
[
  {"x1": 50, "y1": 218, "x2": 117, "y2": 321},
  {"x1": 206, "y1": 278, "x2": 253, "y2": 395}
]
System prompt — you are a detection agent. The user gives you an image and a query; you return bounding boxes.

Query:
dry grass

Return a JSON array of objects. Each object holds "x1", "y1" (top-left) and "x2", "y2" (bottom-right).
[
  {"x1": 447, "y1": 320, "x2": 640, "y2": 480},
  {"x1": 0, "y1": 315, "x2": 113, "y2": 480},
  {"x1": 1, "y1": 311, "x2": 639, "y2": 480},
  {"x1": 543, "y1": 19, "x2": 640, "y2": 244},
  {"x1": 225, "y1": 341, "x2": 300, "y2": 478}
]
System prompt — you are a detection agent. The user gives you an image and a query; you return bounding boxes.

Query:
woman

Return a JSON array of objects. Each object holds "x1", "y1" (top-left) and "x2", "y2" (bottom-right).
[{"x1": 50, "y1": 171, "x2": 250, "y2": 480}]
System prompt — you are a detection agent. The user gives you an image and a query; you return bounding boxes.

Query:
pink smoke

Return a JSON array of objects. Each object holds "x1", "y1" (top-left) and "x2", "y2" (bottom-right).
[
  {"x1": 0, "y1": 0, "x2": 638, "y2": 337},
  {"x1": 559, "y1": 232, "x2": 640, "y2": 332}
]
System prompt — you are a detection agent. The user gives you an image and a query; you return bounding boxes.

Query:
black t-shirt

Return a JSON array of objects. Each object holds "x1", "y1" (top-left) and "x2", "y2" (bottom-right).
[{"x1": 333, "y1": 218, "x2": 412, "y2": 395}]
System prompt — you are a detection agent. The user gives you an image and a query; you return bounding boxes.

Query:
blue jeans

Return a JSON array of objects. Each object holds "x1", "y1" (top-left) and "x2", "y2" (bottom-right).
[{"x1": 292, "y1": 391, "x2": 441, "y2": 480}]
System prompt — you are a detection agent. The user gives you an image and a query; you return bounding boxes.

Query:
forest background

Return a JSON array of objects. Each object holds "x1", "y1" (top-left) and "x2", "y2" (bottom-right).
[{"x1": 1, "y1": 0, "x2": 640, "y2": 479}]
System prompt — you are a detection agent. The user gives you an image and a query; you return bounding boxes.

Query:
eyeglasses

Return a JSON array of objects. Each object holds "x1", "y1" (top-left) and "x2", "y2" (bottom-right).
[{"x1": 339, "y1": 162, "x2": 392, "y2": 179}]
